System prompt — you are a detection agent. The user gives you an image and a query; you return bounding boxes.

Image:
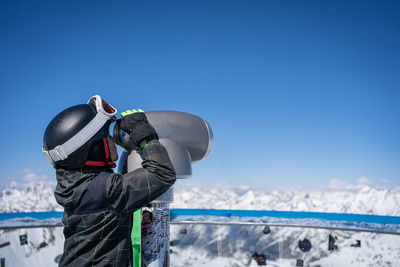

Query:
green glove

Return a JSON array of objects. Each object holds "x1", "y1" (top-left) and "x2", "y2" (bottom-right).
[{"x1": 121, "y1": 109, "x2": 144, "y2": 117}]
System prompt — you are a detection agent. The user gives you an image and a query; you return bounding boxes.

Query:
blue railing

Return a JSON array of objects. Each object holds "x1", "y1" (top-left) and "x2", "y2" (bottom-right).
[
  {"x1": 0, "y1": 211, "x2": 63, "y2": 221},
  {"x1": 1, "y1": 209, "x2": 400, "y2": 226}
]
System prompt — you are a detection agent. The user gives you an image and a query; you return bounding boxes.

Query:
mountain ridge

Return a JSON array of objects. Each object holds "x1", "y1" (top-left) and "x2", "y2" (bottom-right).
[{"x1": 1, "y1": 181, "x2": 400, "y2": 217}]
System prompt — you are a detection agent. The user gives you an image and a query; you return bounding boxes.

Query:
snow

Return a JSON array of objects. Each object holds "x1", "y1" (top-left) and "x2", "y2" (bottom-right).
[
  {"x1": 0, "y1": 182, "x2": 61, "y2": 213},
  {"x1": 1, "y1": 182, "x2": 400, "y2": 266},
  {"x1": 169, "y1": 224, "x2": 400, "y2": 266},
  {"x1": 0, "y1": 227, "x2": 64, "y2": 267}
]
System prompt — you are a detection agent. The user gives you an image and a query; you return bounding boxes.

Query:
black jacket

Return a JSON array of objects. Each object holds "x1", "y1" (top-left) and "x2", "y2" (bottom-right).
[{"x1": 54, "y1": 140, "x2": 176, "y2": 267}]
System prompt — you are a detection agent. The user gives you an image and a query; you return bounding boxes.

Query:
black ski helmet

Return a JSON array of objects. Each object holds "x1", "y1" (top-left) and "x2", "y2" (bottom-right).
[{"x1": 42, "y1": 96, "x2": 117, "y2": 169}]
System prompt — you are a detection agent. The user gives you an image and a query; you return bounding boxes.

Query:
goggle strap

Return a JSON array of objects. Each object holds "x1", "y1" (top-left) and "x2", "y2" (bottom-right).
[
  {"x1": 103, "y1": 138, "x2": 110, "y2": 159},
  {"x1": 44, "y1": 112, "x2": 110, "y2": 163},
  {"x1": 42, "y1": 148, "x2": 54, "y2": 164}
]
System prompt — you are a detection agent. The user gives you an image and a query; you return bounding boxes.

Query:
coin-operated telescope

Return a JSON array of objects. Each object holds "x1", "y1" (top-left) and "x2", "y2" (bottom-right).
[{"x1": 116, "y1": 111, "x2": 213, "y2": 267}]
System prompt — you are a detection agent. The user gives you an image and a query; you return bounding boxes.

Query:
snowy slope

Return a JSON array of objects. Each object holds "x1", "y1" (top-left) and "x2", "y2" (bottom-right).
[
  {"x1": 0, "y1": 227, "x2": 63, "y2": 267},
  {"x1": 169, "y1": 223, "x2": 400, "y2": 267},
  {"x1": 1, "y1": 221, "x2": 399, "y2": 267}
]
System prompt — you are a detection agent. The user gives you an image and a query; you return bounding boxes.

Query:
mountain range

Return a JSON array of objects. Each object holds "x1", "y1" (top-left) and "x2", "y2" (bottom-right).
[{"x1": 0, "y1": 181, "x2": 399, "y2": 266}]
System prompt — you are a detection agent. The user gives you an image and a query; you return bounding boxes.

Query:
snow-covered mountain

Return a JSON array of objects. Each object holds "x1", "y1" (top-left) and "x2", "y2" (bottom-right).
[
  {"x1": 172, "y1": 184, "x2": 400, "y2": 216},
  {"x1": 2, "y1": 181, "x2": 400, "y2": 216},
  {"x1": 1, "y1": 182, "x2": 400, "y2": 266},
  {"x1": 0, "y1": 181, "x2": 60, "y2": 213}
]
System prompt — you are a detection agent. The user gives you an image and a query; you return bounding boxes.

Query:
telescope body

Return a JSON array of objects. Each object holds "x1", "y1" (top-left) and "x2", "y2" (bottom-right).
[{"x1": 118, "y1": 110, "x2": 213, "y2": 267}]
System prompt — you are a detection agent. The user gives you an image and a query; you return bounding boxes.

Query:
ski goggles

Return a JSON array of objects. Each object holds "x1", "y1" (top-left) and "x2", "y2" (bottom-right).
[
  {"x1": 88, "y1": 95, "x2": 117, "y2": 118},
  {"x1": 42, "y1": 95, "x2": 117, "y2": 164}
]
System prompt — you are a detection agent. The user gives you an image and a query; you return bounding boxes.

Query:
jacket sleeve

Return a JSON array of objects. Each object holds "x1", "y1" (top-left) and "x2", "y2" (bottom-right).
[{"x1": 106, "y1": 140, "x2": 176, "y2": 215}]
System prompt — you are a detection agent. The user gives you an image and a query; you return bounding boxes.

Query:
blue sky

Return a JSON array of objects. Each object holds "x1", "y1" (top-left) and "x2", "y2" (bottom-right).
[{"x1": 1, "y1": 0, "x2": 399, "y2": 189}]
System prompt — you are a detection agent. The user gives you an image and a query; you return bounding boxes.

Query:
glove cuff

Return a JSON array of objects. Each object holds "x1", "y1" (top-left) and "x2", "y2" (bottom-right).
[{"x1": 129, "y1": 122, "x2": 159, "y2": 147}]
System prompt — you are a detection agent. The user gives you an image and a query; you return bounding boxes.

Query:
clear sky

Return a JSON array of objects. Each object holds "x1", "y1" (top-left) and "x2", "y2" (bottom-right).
[{"x1": 1, "y1": 0, "x2": 399, "y2": 189}]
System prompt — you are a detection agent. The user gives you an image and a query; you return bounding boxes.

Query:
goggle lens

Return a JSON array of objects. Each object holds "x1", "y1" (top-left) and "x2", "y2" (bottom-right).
[
  {"x1": 88, "y1": 95, "x2": 117, "y2": 117},
  {"x1": 102, "y1": 99, "x2": 115, "y2": 114}
]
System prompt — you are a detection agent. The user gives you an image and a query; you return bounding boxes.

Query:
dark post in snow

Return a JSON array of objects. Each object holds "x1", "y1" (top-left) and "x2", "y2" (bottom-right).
[{"x1": 120, "y1": 111, "x2": 213, "y2": 266}]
